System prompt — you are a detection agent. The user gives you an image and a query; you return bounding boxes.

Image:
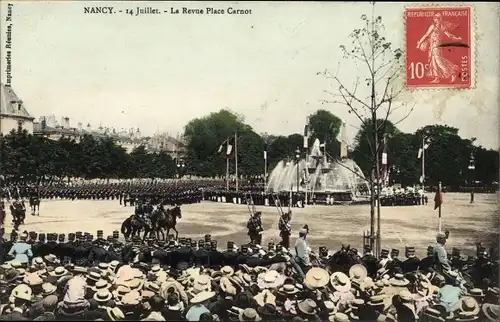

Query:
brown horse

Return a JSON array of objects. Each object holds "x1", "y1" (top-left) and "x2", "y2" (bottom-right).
[
  {"x1": 120, "y1": 214, "x2": 154, "y2": 241},
  {"x1": 152, "y1": 206, "x2": 182, "y2": 240}
]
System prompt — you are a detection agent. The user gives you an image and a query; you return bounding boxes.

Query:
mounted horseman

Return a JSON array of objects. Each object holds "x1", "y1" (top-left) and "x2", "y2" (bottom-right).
[
  {"x1": 151, "y1": 203, "x2": 182, "y2": 240},
  {"x1": 29, "y1": 186, "x2": 41, "y2": 216},
  {"x1": 120, "y1": 200, "x2": 155, "y2": 241}
]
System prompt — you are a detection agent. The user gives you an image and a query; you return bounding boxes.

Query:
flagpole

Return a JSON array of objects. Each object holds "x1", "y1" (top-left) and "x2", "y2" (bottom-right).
[
  {"x1": 235, "y1": 132, "x2": 239, "y2": 192},
  {"x1": 226, "y1": 136, "x2": 230, "y2": 191},
  {"x1": 438, "y1": 181, "x2": 442, "y2": 232},
  {"x1": 264, "y1": 147, "x2": 267, "y2": 193},
  {"x1": 421, "y1": 136, "x2": 425, "y2": 187}
]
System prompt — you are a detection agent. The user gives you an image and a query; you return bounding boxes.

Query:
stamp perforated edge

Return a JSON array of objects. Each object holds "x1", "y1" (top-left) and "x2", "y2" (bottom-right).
[{"x1": 403, "y1": 3, "x2": 477, "y2": 91}]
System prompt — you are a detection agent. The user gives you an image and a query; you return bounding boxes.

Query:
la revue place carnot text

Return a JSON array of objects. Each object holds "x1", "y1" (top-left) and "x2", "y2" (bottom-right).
[{"x1": 83, "y1": 6, "x2": 252, "y2": 15}]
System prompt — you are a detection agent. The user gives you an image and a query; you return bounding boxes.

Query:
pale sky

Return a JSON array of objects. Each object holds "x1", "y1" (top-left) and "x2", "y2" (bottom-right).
[{"x1": 1, "y1": 1, "x2": 499, "y2": 148}]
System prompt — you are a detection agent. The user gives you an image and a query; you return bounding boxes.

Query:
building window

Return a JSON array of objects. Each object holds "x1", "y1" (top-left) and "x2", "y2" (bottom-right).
[{"x1": 17, "y1": 120, "x2": 23, "y2": 132}]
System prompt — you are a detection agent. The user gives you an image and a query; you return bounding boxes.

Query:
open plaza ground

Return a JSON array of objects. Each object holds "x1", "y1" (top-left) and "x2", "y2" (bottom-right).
[{"x1": 7, "y1": 192, "x2": 498, "y2": 258}]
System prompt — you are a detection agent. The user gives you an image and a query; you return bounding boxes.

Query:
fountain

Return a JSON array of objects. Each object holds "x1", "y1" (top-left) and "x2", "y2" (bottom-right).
[{"x1": 266, "y1": 122, "x2": 371, "y2": 204}]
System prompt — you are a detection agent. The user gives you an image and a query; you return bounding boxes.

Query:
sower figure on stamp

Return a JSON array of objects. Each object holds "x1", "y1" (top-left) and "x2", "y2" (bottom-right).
[
  {"x1": 247, "y1": 211, "x2": 263, "y2": 245},
  {"x1": 278, "y1": 210, "x2": 292, "y2": 249}
]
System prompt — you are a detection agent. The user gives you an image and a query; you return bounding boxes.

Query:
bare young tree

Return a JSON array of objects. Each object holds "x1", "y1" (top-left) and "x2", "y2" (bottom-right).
[{"x1": 318, "y1": 3, "x2": 414, "y2": 255}]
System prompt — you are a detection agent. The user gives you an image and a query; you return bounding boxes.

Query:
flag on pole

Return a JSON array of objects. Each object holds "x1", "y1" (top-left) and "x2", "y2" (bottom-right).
[
  {"x1": 418, "y1": 141, "x2": 430, "y2": 158},
  {"x1": 217, "y1": 137, "x2": 233, "y2": 157},
  {"x1": 381, "y1": 134, "x2": 389, "y2": 186},
  {"x1": 434, "y1": 189, "x2": 443, "y2": 210},
  {"x1": 303, "y1": 124, "x2": 309, "y2": 149},
  {"x1": 263, "y1": 143, "x2": 267, "y2": 160}
]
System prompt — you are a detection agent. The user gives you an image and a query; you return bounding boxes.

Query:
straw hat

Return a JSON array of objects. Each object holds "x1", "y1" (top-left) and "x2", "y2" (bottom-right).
[
  {"x1": 144, "y1": 282, "x2": 160, "y2": 293},
  {"x1": 423, "y1": 308, "x2": 445, "y2": 322},
  {"x1": 113, "y1": 285, "x2": 131, "y2": 299},
  {"x1": 193, "y1": 275, "x2": 212, "y2": 293},
  {"x1": 221, "y1": 266, "x2": 234, "y2": 276},
  {"x1": 304, "y1": 268, "x2": 329, "y2": 289},
  {"x1": 24, "y1": 273, "x2": 43, "y2": 287},
  {"x1": 457, "y1": 297, "x2": 480, "y2": 316},
  {"x1": 43, "y1": 254, "x2": 59, "y2": 265},
  {"x1": 254, "y1": 289, "x2": 276, "y2": 307},
  {"x1": 239, "y1": 308, "x2": 261, "y2": 321},
  {"x1": 388, "y1": 274, "x2": 409, "y2": 287},
  {"x1": 11, "y1": 284, "x2": 31, "y2": 301},
  {"x1": 329, "y1": 312, "x2": 349, "y2": 322},
  {"x1": 279, "y1": 284, "x2": 300, "y2": 295},
  {"x1": 87, "y1": 271, "x2": 101, "y2": 282},
  {"x1": 41, "y1": 283, "x2": 57, "y2": 296},
  {"x1": 190, "y1": 290, "x2": 216, "y2": 304},
  {"x1": 349, "y1": 264, "x2": 367, "y2": 283},
  {"x1": 482, "y1": 304, "x2": 500, "y2": 322},
  {"x1": 92, "y1": 279, "x2": 111, "y2": 292},
  {"x1": 258, "y1": 270, "x2": 282, "y2": 289},
  {"x1": 330, "y1": 272, "x2": 351, "y2": 293},
  {"x1": 107, "y1": 307, "x2": 125, "y2": 321},
  {"x1": 120, "y1": 290, "x2": 141, "y2": 306},
  {"x1": 220, "y1": 276, "x2": 237, "y2": 295},
  {"x1": 298, "y1": 298, "x2": 317, "y2": 315},
  {"x1": 94, "y1": 289, "x2": 113, "y2": 303}
]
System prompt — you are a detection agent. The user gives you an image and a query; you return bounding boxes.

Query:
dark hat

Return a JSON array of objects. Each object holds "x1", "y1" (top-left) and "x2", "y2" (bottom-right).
[
  {"x1": 241, "y1": 245, "x2": 249, "y2": 253},
  {"x1": 112, "y1": 230, "x2": 119, "y2": 236},
  {"x1": 227, "y1": 241, "x2": 234, "y2": 250},
  {"x1": 39, "y1": 233, "x2": 46, "y2": 241},
  {"x1": 204, "y1": 234, "x2": 211, "y2": 241},
  {"x1": 427, "y1": 245, "x2": 434, "y2": 255},
  {"x1": 68, "y1": 233, "x2": 76, "y2": 240},
  {"x1": 276, "y1": 244, "x2": 283, "y2": 253},
  {"x1": 405, "y1": 247, "x2": 415, "y2": 255},
  {"x1": 452, "y1": 247, "x2": 461, "y2": 256},
  {"x1": 107, "y1": 235, "x2": 114, "y2": 241},
  {"x1": 391, "y1": 249, "x2": 399, "y2": 256},
  {"x1": 86, "y1": 234, "x2": 93, "y2": 241},
  {"x1": 364, "y1": 244, "x2": 372, "y2": 252},
  {"x1": 190, "y1": 241, "x2": 197, "y2": 247},
  {"x1": 198, "y1": 240, "x2": 205, "y2": 247},
  {"x1": 75, "y1": 231, "x2": 83, "y2": 237},
  {"x1": 268, "y1": 242, "x2": 275, "y2": 251},
  {"x1": 185, "y1": 238, "x2": 192, "y2": 245},
  {"x1": 97, "y1": 230, "x2": 103, "y2": 236},
  {"x1": 58, "y1": 234, "x2": 65, "y2": 241},
  {"x1": 210, "y1": 240, "x2": 217, "y2": 250},
  {"x1": 84, "y1": 232, "x2": 90, "y2": 237},
  {"x1": 380, "y1": 249, "x2": 389, "y2": 257}
]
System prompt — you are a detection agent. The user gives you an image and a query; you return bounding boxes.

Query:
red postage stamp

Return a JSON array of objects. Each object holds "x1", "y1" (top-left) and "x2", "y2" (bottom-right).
[{"x1": 405, "y1": 7, "x2": 472, "y2": 89}]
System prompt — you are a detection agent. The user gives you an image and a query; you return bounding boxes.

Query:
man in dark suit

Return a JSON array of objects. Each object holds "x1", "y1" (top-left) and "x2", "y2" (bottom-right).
[{"x1": 402, "y1": 246, "x2": 420, "y2": 273}]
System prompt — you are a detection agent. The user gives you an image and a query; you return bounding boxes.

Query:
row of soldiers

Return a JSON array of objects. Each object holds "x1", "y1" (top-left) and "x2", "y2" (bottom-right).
[
  {"x1": 2, "y1": 228, "x2": 495, "y2": 286},
  {"x1": 0, "y1": 180, "x2": 210, "y2": 206},
  {"x1": 379, "y1": 193, "x2": 429, "y2": 206}
]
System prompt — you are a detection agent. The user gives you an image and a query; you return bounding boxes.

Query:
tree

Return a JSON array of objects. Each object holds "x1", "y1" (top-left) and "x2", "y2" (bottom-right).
[
  {"x1": 183, "y1": 109, "x2": 264, "y2": 178},
  {"x1": 318, "y1": 4, "x2": 413, "y2": 254},
  {"x1": 307, "y1": 110, "x2": 342, "y2": 158}
]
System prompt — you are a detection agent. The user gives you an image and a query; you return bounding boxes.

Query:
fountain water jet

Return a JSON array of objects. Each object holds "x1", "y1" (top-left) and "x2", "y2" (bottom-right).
[{"x1": 266, "y1": 138, "x2": 370, "y2": 203}]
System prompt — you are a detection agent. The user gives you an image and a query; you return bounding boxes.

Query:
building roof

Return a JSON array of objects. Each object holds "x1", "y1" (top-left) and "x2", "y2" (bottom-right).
[{"x1": 0, "y1": 83, "x2": 34, "y2": 119}]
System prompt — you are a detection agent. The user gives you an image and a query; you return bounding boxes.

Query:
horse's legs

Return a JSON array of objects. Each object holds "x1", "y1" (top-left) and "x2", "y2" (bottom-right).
[{"x1": 173, "y1": 227, "x2": 179, "y2": 240}]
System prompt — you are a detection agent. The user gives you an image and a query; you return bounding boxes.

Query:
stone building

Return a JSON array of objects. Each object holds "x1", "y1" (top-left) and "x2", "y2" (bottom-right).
[{"x1": 0, "y1": 83, "x2": 35, "y2": 135}]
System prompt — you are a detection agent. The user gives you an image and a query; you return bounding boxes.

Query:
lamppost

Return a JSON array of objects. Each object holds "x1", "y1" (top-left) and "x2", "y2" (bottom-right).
[
  {"x1": 295, "y1": 147, "x2": 300, "y2": 193},
  {"x1": 468, "y1": 152, "x2": 475, "y2": 204}
]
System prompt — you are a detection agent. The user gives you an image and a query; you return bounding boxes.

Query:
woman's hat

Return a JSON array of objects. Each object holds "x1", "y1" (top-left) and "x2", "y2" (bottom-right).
[
  {"x1": 94, "y1": 289, "x2": 113, "y2": 303},
  {"x1": 258, "y1": 270, "x2": 283, "y2": 289},
  {"x1": 388, "y1": 274, "x2": 409, "y2": 287},
  {"x1": 239, "y1": 308, "x2": 261, "y2": 321},
  {"x1": 190, "y1": 290, "x2": 216, "y2": 304},
  {"x1": 298, "y1": 298, "x2": 317, "y2": 315},
  {"x1": 349, "y1": 265, "x2": 367, "y2": 283},
  {"x1": 330, "y1": 272, "x2": 351, "y2": 293},
  {"x1": 304, "y1": 268, "x2": 329, "y2": 289}
]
